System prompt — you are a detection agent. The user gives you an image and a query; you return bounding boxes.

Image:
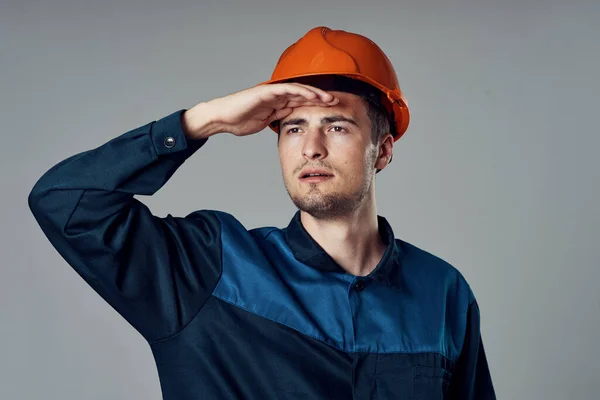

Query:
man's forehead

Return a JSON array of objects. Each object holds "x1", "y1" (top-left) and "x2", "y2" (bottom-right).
[{"x1": 281, "y1": 92, "x2": 365, "y2": 123}]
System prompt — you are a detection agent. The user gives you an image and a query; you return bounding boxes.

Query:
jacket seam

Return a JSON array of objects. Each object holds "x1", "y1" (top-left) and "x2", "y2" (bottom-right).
[
  {"x1": 62, "y1": 189, "x2": 87, "y2": 235},
  {"x1": 455, "y1": 298, "x2": 476, "y2": 357},
  {"x1": 148, "y1": 215, "x2": 224, "y2": 345},
  {"x1": 212, "y1": 294, "x2": 455, "y2": 361}
]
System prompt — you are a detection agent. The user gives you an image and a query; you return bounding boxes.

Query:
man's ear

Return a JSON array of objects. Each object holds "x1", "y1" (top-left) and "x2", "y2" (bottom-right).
[{"x1": 375, "y1": 133, "x2": 394, "y2": 172}]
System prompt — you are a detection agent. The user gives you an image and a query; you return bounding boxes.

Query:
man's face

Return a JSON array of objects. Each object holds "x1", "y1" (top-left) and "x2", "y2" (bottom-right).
[{"x1": 277, "y1": 91, "x2": 386, "y2": 220}]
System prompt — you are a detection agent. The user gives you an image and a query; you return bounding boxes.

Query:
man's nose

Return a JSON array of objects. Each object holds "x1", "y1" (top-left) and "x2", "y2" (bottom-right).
[{"x1": 302, "y1": 129, "x2": 327, "y2": 160}]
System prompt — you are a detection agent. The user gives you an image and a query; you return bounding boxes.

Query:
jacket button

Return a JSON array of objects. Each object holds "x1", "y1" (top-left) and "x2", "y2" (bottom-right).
[
  {"x1": 355, "y1": 281, "x2": 365, "y2": 292},
  {"x1": 164, "y1": 136, "x2": 176, "y2": 148}
]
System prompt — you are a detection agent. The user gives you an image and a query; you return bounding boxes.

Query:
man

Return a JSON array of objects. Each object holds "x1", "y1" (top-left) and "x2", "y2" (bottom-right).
[{"x1": 28, "y1": 26, "x2": 495, "y2": 399}]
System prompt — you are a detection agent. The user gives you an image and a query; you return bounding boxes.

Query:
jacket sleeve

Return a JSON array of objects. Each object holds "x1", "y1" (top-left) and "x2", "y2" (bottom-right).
[
  {"x1": 448, "y1": 298, "x2": 496, "y2": 399},
  {"x1": 27, "y1": 109, "x2": 223, "y2": 344}
]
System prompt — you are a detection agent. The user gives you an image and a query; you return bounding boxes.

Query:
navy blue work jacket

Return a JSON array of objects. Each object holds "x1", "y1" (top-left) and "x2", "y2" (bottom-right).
[{"x1": 28, "y1": 109, "x2": 496, "y2": 399}]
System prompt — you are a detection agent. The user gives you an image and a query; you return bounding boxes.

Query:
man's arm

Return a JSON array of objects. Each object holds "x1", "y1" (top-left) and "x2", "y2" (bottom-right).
[
  {"x1": 448, "y1": 298, "x2": 496, "y2": 399},
  {"x1": 27, "y1": 83, "x2": 338, "y2": 344},
  {"x1": 27, "y1": 108, "x2": 223, "y2": 343}
]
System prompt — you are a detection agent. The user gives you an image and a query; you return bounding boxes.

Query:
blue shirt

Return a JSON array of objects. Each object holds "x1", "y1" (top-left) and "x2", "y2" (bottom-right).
[{"x1": 28, "y1": 109, "x2": 496, "y2": 399}]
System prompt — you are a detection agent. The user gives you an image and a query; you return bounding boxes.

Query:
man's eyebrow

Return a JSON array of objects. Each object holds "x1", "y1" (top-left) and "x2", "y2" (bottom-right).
[
  {"x1": 280, "y1": 115, "x2": 358, "y2": 128},
  {"x1": 322, "y1": 115, "x2": 358, "y2": 126},
  {"x1": 280, "y1": 118, "x2": 306, "y2": 128}
]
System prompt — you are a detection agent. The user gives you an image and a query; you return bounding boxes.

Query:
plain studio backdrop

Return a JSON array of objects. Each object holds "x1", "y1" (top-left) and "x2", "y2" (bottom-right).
[{"x1": 2, "y1": 0, "x2": 599, "y2": 399}]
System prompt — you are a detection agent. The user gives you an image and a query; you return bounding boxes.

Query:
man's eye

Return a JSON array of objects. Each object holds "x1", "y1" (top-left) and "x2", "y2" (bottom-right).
[
  {"x1": 287, "y1": 127, "x2": 300, "y2": 134},
  {"x1": 330, "y1": 126, "x2": 346, "y2": 133}
]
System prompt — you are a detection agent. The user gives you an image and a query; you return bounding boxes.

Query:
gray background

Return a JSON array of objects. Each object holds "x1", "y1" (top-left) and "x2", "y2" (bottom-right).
[{"x1": 2, "y1": 0, "x2": 599, "y2": 399}]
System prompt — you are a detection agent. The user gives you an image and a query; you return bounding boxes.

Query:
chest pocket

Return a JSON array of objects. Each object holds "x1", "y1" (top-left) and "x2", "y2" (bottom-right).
[{"x1": 374, "y1": 352, "x2": 453, "y2": 399}]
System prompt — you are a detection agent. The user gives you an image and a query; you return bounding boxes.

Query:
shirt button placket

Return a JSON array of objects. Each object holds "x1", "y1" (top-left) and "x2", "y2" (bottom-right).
[
  {"x1": 354, "y1": 280, "x2": 365, "y2": 292},
  {"x1": 349, "y1": 278, "x2": 365, "y2": 398}
]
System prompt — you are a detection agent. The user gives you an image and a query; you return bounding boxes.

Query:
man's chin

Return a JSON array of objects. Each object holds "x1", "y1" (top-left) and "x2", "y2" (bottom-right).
[{"x1": 290, "y1": 195, "x2": 356, "y2": 220}]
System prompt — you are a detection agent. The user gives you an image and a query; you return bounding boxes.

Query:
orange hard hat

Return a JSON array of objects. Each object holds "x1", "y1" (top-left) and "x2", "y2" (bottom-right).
[{"x1": 259, "y1": 26, "x2": 410, "y2": 141}]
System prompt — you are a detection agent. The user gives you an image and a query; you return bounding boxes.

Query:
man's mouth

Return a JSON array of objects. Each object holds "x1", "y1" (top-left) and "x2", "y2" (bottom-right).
[{"x1": 299, "y1": 171, "x2": 334, "y2": 182}]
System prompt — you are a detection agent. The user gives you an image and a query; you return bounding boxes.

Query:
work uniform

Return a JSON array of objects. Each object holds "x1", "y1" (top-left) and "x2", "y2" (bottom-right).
[{"x1": 28, "y1": 109, "x2": 496, "y2": 399}]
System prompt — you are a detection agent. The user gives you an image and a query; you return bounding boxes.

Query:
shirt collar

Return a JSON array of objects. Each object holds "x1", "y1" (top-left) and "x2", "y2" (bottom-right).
[{"x1": 283, "y1": 210, "x2": 402, "y2": 287}]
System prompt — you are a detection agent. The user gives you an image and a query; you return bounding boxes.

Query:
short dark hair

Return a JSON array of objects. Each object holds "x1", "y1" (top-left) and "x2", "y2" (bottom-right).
[{"x1": 360, "y1": 90, "x2": 391, "y2": 144}]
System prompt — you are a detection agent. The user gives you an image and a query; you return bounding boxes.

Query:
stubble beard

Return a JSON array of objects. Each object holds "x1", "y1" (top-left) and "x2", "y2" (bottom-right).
[
  {"x1": 283, "y1": 148, "x2": 379, "y2": 220},
  {"x1": 285, "y1": 176, "x2": 372, "y2": 220}
]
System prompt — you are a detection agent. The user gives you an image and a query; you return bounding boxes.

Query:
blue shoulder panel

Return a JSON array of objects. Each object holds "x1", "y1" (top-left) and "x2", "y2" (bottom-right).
[
  {"x1": 211, "y1": 211, "x2": 473, "y2": 361},
  {"x1": 353, "y1": 240, "x2": 473, "y2": 360}
]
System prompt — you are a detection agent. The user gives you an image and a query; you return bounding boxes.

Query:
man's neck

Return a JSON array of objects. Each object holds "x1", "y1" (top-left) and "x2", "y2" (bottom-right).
[{"x1": 299, "y1": 202, "x2": 387, "y2": 277}]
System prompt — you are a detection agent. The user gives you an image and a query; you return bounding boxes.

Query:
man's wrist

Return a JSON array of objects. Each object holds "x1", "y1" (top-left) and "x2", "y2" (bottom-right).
[{"x1": 182, "y1": 102, "x2": 223, "y2": 140}]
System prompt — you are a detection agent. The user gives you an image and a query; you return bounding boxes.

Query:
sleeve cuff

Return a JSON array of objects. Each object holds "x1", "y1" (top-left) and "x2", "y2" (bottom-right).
[{"x1": 150, "y1": 109, "x2": 208, "y2": 160}]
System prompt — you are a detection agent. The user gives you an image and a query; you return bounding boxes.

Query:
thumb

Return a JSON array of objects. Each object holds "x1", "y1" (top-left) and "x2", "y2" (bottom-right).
[{"x1": 267, "y1": 107, "x2": 293, "y2": 125}]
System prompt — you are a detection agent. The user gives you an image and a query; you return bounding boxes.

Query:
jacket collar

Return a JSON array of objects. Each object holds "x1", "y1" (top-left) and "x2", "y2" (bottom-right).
[{"x1": 283, "y1": 210, "x2": 402, "y2": 288}]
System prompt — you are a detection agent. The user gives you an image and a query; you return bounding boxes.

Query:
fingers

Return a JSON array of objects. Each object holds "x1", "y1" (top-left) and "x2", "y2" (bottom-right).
[
  {"x1": 260, "y1": 83, "x2": 340, "y2": 127},
  {"x1": 267, "y1": 84, "x2": 316, "y2": 100},
  {"x1": 285, "y1": 100, "x2": 335, "y2": 108},
  {"x1": 278, "y1": 93, "x2": 339, "y2": 109},
  {"x1": 265, "y1": 83, "x2": 339, "y2": 105},
  {"x1": 286, "y1": 82, "x2": 338, "y2": 104}
]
